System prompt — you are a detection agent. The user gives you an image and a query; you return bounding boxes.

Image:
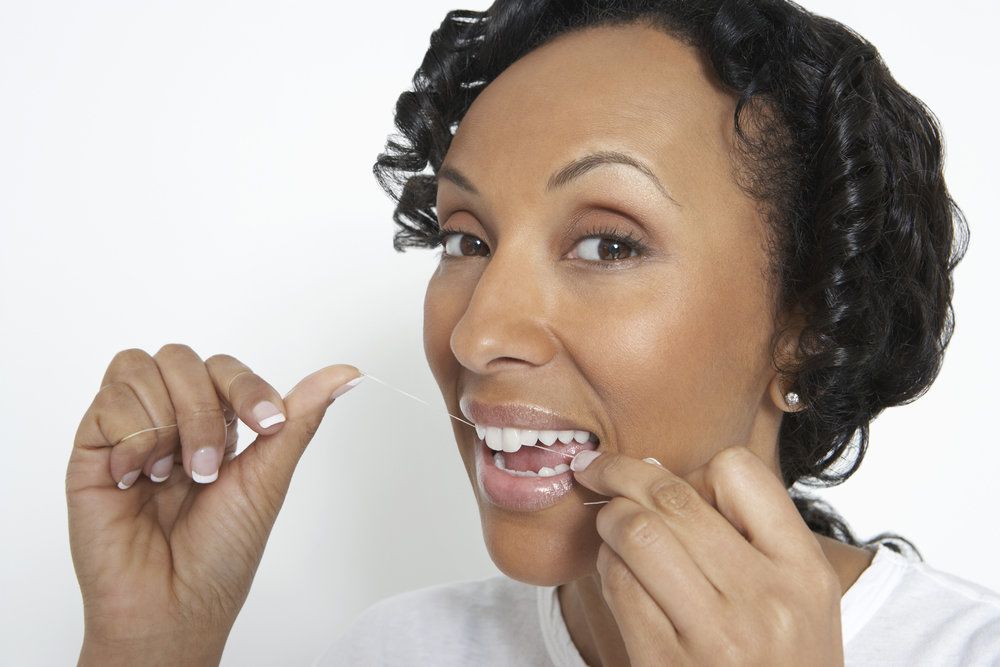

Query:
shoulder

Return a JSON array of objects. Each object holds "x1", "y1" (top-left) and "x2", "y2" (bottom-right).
[
  {"x1": 845, "y1": 544, "x2": 1000, "y2": 663},
  {"x1": 312, "y1": 575, "x2": 543, "y2": 666}
]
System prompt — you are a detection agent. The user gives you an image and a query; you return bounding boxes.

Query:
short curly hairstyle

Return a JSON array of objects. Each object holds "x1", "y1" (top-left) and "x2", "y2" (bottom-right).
[{"x1": 373, "y1": 0, "x2": 969, "y2": 556}]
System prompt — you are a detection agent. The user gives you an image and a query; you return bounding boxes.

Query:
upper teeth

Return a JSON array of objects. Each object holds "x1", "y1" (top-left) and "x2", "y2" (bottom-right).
[{"x1": 475, "y1": 424, "x2": 594, "y2": 453}]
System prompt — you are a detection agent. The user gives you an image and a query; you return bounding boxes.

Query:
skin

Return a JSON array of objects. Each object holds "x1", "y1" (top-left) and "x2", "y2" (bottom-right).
[
  {"x1": 65, "y1": 19, "x2": 875, "y2": 667},
  {"x1": 68, "y1": 346, "x2": 363, "y2": 665},
  {"x1": 423, "y1": 21, "x2": 876, "y2": 666}
]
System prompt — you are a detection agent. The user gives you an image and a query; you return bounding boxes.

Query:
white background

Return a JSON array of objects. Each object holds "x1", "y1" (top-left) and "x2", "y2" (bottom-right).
[{"x1": 1, "y1": 1, "x2": 997, "y2": 664}]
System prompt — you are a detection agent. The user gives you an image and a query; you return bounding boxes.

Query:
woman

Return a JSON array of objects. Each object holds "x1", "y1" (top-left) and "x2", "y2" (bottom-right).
[{"x1": 66, "y1": 1, "x2": 998, "y2": 665}]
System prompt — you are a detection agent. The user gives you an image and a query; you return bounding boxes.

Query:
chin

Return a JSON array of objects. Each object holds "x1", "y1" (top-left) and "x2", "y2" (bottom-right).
[{"x1": 476, "y1": 501, "x2": 603, "y2": 586}]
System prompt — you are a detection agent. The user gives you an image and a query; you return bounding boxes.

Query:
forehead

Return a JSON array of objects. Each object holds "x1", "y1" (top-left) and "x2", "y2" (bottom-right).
[{"x1": 441, "y1": 22, "x2": 740, "y2": 203}]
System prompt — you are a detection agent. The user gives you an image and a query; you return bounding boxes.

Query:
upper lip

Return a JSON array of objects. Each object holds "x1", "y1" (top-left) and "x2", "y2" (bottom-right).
[{"x1": 460, "y1": 397, "x2": 599, "y2": 439}]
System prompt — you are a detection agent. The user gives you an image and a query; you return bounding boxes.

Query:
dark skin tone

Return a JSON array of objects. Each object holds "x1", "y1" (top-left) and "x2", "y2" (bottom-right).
[
  {"x1": 423, "y1": 22, "x2": 875, "y2": 666},
  {"x1": 65, "y1": 19, "x2": 875, "y2": 667}
]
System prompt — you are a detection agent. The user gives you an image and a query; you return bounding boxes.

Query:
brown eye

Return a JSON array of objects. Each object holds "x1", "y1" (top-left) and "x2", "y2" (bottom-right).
[
  {"x1": 571, "y1": 236, "x2": 641, "y2": 261},
  {"x1": 442, "y1": 233, "x2": 489, "y2": 257}
]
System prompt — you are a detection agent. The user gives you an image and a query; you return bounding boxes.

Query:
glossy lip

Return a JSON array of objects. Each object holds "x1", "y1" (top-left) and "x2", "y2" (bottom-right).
[
  {"x1": 460, "y1": 397, "x2": 600, "y2": 440},
  {"x1": 475, "y1": 436, "x2": 590, "y2": 512}
]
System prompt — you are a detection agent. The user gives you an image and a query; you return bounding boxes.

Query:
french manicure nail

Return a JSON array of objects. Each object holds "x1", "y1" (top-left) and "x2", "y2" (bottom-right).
[
  {"x1": 330, "y1": 375, "x2": 364, "y2": 401},
  {"x1": 117, "y1": 469, "x2": 141, "y2": 490},
  {"x1": 191, "y1": 447, "x2": 220, "y2": 483},
  {"x1": 253, "y1": 400, "x2": 285, "y2": 429},
  {"x1": 149, "y1": 455, "x2": 174, "y2": 482},
  {"x1": 571, "y1": 450, "x2": 601, "y2": 472},
  {"x1": 642, "y1": 457, "x2": 664, "y2": 468}
]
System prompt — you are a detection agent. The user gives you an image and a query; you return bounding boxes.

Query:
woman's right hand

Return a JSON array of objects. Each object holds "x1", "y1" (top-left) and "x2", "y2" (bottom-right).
[{"x1": 66, "y1": 344, "x2": 363, "y2": 666}]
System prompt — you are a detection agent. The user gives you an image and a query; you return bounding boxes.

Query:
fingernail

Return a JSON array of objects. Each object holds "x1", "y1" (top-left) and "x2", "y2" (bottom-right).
[
  {"x1": 642, "y1": 457, "x2": 664, "y2": 468},
  {"x1": 330, "y1": 375, "x2": 364, "y2": 401},
  {"x1": 149, "y1": 455, "x2": 174, "y2": 482},
  {"x1": 117, "y1": 469, "x2": 141, "y2": 490},
  {"x1": 191, "y1": 447, "x2": 220, "y2": 483},
  {"x1": 571, "y1": 450, "x2": 601, "y2": 472},
  {"x1": 253, "y1": 400, "x2": 285, "y2": 429}
]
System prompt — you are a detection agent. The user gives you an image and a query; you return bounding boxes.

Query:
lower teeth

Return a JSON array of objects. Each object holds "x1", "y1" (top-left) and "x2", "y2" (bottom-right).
[{"x1": 492, "y1": 451, "x2": 571, "y2": 478}]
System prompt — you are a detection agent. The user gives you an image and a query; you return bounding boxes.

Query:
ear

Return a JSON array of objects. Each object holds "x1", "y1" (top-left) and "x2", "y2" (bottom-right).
[{"x1": 768, "y1": 305, "x2": 807, "y2": 414}]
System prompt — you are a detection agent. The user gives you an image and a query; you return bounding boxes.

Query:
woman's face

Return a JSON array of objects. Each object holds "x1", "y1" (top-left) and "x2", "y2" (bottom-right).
[{"x1": 424, "y1": 22, "x2": 791, "y2": 585}]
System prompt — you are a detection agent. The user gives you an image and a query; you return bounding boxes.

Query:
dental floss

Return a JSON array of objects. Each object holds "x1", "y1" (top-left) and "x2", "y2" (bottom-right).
[
  {"x1": 360, "y1": 372, "x2": 576, "y2": 461},
  {"x1": 112, "y1": 371, "x2": 601, "y2": 501},
  {"x1": 360, "y1": 372, "x2": 475, "y2": 428}
]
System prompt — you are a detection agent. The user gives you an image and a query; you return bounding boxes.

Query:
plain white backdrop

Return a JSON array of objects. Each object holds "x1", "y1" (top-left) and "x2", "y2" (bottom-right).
[{"x1": 1, "y1": 0, "x2": 997, "y2": 664}]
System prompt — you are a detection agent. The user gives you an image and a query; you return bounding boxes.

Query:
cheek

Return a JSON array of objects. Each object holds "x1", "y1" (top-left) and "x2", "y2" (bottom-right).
[
  {"x1": 565, "y1": 258, "x2": 772, "y2": 471},
  {"x1": 423, "y1": 268, "x2": 468, "y2": 385}
]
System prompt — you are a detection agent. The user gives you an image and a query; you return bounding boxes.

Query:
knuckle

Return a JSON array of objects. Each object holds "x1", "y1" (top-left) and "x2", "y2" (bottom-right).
[
  {"x1": 649, "y1": 478, "x2": 697, "y2": 516},
  {"x1": 602, "y1": 563, "x2": 635, "y2": 598},
  {"x1": 598, "y1": 547, "x2": 635, "y2": 597},
  {"x1": 155, "y1": 342, "x2": 196, "y2": 358},
  {"x1": 713, "y1": 631, "x2": 746, "y2": 666},
  {"x1": 119, "y1": 428, "x2": 158, "y2": 452},
  {"x1": 177, "y1": 402, "x2": 225, "y2": 427},
  {"x1": 709, "y1": 446, "x2": 754, "y2": 476},
  {"x1": 616, "y1": 511, "x2": 662, "y2": 550},
  {"x1": 600, "y1": 453, "x2": 627, "y2": 477},
  {"x1": 110, "y1": 347, "x2": 152, "y2": 371},
  {"x1": 98, "y1": 380, "x2": 133, "y2": 403},
  {"x1": 297, "y1": 417, "x2": 321, "y2": 443},
  {"x1": 205, "y1": 353, "x2": 238, "y2": 367},
  {"x1": 235, "y1": 459, "x2": 282, "y2": 521},
  {"x1": 761, "y1": 594, "x2": 800, "y2": 637}
]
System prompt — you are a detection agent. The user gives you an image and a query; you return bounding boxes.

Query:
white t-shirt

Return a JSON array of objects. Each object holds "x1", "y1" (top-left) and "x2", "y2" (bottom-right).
[{"x1": 313, "y1": 542, "x2": 1000, "y2": 665}]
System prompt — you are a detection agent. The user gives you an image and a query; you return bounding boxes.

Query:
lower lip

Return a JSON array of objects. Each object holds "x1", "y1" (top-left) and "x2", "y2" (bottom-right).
[{"x1": 475, "y1": 438, "x2": 578, "y2": 512}]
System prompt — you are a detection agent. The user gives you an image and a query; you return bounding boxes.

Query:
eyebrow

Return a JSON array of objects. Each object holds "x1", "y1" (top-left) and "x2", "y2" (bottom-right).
[{"x1": 437, "y1": 150, "x2": 682, "y2": 209}]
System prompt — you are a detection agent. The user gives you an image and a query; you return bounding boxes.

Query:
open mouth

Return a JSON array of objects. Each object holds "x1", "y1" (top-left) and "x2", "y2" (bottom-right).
[
  {"x1": 473, "y1": 424, "x2": 600, "y2": 512},
  {"x1": 477, "y1": 424, "x2": 600, "y2": 477}
]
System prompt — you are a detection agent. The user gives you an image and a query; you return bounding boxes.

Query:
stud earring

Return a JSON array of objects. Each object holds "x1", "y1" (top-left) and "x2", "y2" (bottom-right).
[{"x1": 784, "y1": 391, "x2": 800, "y2": 408}]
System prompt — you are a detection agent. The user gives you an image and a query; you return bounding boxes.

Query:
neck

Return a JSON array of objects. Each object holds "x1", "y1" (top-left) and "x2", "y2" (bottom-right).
[{"x1": 557, "y1": 532, "x2": 876, "y2": 667}]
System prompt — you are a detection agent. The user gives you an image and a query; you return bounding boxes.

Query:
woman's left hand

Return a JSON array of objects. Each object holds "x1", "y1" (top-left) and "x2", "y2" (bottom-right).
[{"x1": 572, "y1": 446, "x2": 844, "y2": 666}]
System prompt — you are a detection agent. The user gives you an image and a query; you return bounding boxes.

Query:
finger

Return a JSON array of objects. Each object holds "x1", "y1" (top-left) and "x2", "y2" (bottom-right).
[
  {"x1": 233, "y1": 364, "x2": 362, "y2": 511},
  {"x1": 684, "y1": 446, "x2": 826, "y2": 565},
  {"x1": 573, "y1": 451, "x2": 762, "y2": 591},
  {"x1": 596, "y1": 541, "x2": 683, "y2": 663},
  {"x1": 71, "y1": 381, "x2": 160, "y2": 491},
  {"x1": 152, "y1": 343, "x2": 227, "y2": 484},
  {"x1": 205, "y1": 354, "x2": 287, "y2": 434},
  {"x1": 99, "y1": 348, "x2": 179, "y2": 484},
  {"x1": 596, "y1": 497, "x2": 721, "y2": 638}
]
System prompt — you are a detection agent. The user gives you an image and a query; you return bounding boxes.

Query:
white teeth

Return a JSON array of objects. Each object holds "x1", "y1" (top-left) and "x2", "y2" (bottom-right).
[
  {"x1": 538, "y1": 430, "x2": 558, "y2": 446},
  {"x1": 485, "y1": 426, "x2": 503, "y2": 451},
  {"x1": 501, "y1": 427, "x2": 521, "y2": 453},
  {"x1": 477, "y1": 423, "x2": 596, "y2": 454},
  {"x1": 491, "y1": 452, "x2": 573, "y2": 478},
  {"x1": 519, "y1": 429, "x2": 539, "y2": 447}
]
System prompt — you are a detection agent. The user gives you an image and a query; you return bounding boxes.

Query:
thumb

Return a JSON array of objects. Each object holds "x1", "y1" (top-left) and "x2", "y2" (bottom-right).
[{"x1": 235, "y1": 364, "x2": 363, "y2": 499}]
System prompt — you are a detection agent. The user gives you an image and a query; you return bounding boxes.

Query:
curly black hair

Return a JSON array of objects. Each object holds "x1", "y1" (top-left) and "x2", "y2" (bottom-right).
[{"x1": 373, "y1": 0, "x2": 969, "y2": 558}]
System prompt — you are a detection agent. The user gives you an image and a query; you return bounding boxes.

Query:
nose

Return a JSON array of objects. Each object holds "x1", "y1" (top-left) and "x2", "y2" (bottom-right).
[{"x1": 449, "y1": 241, "x2": 558, "y2": 375}]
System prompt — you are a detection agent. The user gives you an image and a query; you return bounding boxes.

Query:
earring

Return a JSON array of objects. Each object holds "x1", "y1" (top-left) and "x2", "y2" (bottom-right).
[{"x1": 784, "y1": 391, "x2": 800, "y2": 408}]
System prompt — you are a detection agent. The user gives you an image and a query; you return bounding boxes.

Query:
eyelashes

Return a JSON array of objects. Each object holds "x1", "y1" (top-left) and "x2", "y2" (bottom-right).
[
  {"x1": 580, "y1": 224, "x2": 652, "y2": 259},
  {"x1": 428, "y1": 223, "x2": 652, "y2": 267}
]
